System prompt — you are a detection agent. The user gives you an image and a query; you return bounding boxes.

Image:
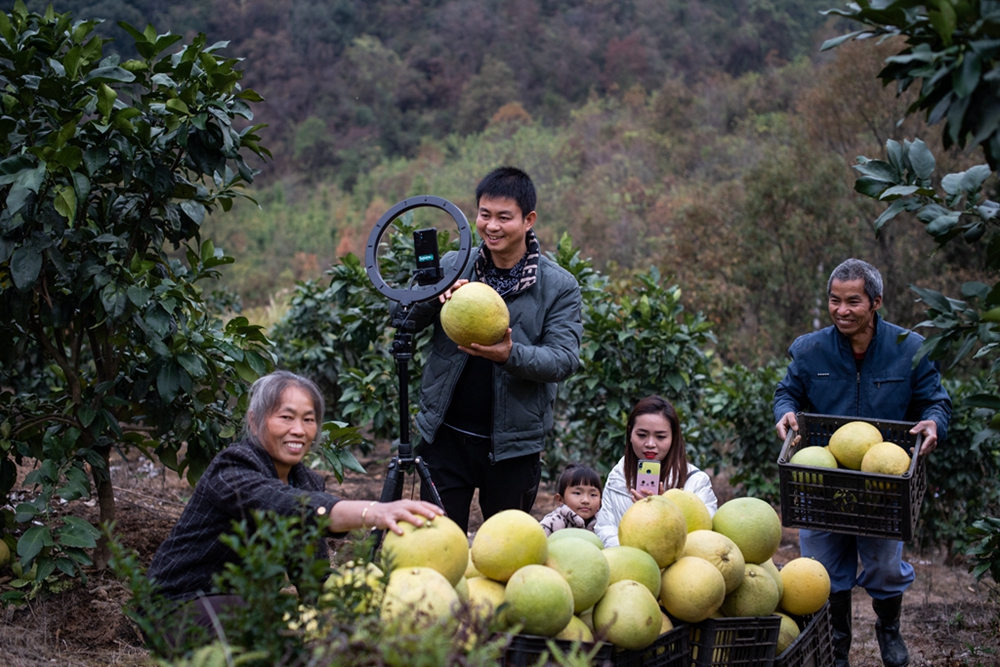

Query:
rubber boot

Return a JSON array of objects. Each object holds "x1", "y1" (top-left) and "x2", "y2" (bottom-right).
[
  {"x1": 872, "y1": 595, "x2": 909, "y2": 667},
  {"x1": 829, "y1": 589, "x2": 852, "y2": 667}
]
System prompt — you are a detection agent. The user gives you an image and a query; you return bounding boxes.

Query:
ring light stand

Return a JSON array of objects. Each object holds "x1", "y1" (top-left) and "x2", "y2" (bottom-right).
[{"x1": 364, "y1": 196, "x2": 472, "y2": 552}]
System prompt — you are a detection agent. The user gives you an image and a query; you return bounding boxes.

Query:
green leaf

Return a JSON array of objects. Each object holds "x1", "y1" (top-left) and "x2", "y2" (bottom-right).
[
  {"x1": 879, "y1": 185, "x2": 920, "y2": 200},
  {"x1": 855, "y1": 177, "x2": 893, "y2": 198},
  {"x1": 57, "y1": 516, "x2": 100, "y2": 548},
  {"x1": 908, "y1": 138, "x2": 936, "y2": 181},
  {"x1": 85, "y1": 66, "x2": 135, "y2": 84},
  {"x1": 853, "y1": 159, "x2": 899, "y2": 182},
  {"x1": 126, "y1": 285, "x2": 152, "y2": 307},
  {"x1": 911, "y1": 284, "x2": 955, "y2": 313},
  {"x1": 954, "y1": 50, "x2": 982, "y2": 98},
  {"x1": 820, "y1": 31, "x2": 865, "y2": 51},
  {"x1": 941, "y1": 172, "x2": 963, "y2": 196},
  {"x1": 926, "y1": 212, "x2": 961, "y2": 236},
  {"x1": 10, "y1": 245, "x2": 43, "y2": 291},
  {"x1": 960, "y1": 165, "x2": 992, "y2": 193},
  {"x1": 165, "y1": 98, "x2": 190, "y2": 115},
  {"x1": 929, "y1": 3, "x2": 957, "y2": 45},
  {"x1": 873, "y1": 198, "x2": 911, "y2": 235},
  {"x1": 963, "y1": 393, "x2": 1000, "y2": 410},
  {"x1": 235, "y1": 89, "x2": 265, "y2": 102},
  {"x1": 17, "y1": 525, "x2": 53, "y2": 565},
  {"x1": 157, "y1": 363, "x2": 181, "y2": 404},
  {"x1": 97, "y1": 83, "x2": 117, "y2": 117},
  {"x1": 54, "y1": 185, "x2": 77, "y2": 225}
]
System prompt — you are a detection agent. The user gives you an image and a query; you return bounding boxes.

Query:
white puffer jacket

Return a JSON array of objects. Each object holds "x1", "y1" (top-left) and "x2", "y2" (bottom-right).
[{"x1": 594, "y1": 457, "x2": 718, "y2": 548}]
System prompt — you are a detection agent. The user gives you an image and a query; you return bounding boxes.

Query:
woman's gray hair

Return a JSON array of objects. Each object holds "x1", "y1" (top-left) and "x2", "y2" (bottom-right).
[
  {"x1": 827, "y1": 258, "x2": 883, "y2": 305},
  {"x1": 242, "y1": 370, "x2": 325, "y2": 446}
]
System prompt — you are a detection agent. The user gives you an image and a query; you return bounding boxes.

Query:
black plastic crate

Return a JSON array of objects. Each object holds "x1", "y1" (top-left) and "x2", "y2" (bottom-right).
[
  {"x1": 504, "y1": 633, "x2": 613, "y2": 666},
  {"x1": 775, "y1": 602, "x2": 834, "y2": 667},
  {"x1": 612, "y1": 624, "x2": 689, "y2": 667},
  {"x1": 689, "y1": 615, "x2": 781, "y2": 667},
  {"x1": 777, "y1": 413, "x2": 927, "y2": 542}
]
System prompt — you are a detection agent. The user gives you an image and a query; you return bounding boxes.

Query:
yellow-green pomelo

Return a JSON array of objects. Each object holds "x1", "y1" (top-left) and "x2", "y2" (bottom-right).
[
  {"x1": 776, "y1": 612, "x2": 801, "y2": 655},
  {"x1": 555, "y1": 615, "x2": 595, "y2": 642},
  {"x1": 789, "y1": 446, "x2": 839, "y2": 473},
  {"x1": 602, "y1": 545, "x2": 662, "y2": 597},
  {"x1": 579, "y1": 608, "x2": 595, "y2": 633},
  {"x1": 660, "y1": 611, "x2": 674, "y2": 634},
  {"x1": 545, "y1": 538, "x2": 611, "y2": 613},
  {"x1": 760, "y1": 558, "x2": 784, "y2": 599},
  {"x1": 440, "y1": 282, "x2": 510, "y2": 347},
  {"x1": 380, "y1": 566, "x2": 460, "y2": 634},
  {"x1": 618, "y1": 496, "x2": 687, "y2": 568},
  {"x1": 659, "y1": 556, "x2": 727, "y2": 623},
  {"x1": 467, "y1": 576, "x2": 506, "y2": 621},
  {"x1": 712, "y1": 497, "x2": 782, "y2": 564},
  {"x1": 454, "y1": 575, "x2": 469, "y2": 602},
  {"x1": 593, "y1": 580, "x2": 662, "y2": 651},
  {"x1": 465, "y1": 548, "x2": 481, "y2": 579},
  {"x1": 0, "y1": 540, "x2": 11, "y2": 568},
  {"x1": 828, "y1": 421, "x2": 883, "y2": 470},
  {"x1": 549, "y1": 527, "x2": 604, "y2": 550},
  {"x1": 381, "y1": 514, "x2": 469, "y2": 586},
  {"x1": 861, "y1": 442, "x2": 911, "y2": 475},
  {"x1": 720, "y1": 563, "x2": 780, "y2": 617},
  {"x1": 779, "y1": 557, "x2": 831, "y2": 616},
  {"x1": 503, "y1": 564, "x2": 574, "y2": 637},
  {"x1": 680, "y1": 529, "x2": 746, "y2": 594},
  {"x1": 472, "y1": 509, "x2": 547, "y2": 582},
  {"x1": 322, "y1": 561, "x2": 384, "y2": 613},
  {"x1": 663, "y1": 488, "x2": 713, "y2": 532}
]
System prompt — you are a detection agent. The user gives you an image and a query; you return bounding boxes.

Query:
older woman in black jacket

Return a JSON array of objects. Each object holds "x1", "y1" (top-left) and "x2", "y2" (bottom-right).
[{"x1": 147, "y1": 370, "x2": 439, "y2": 627}]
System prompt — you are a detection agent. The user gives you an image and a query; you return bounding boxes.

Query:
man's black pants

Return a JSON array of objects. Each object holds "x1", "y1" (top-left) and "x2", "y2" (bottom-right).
[{"x1": 417, "y1": 424, "x2": 541, "y2": 534}]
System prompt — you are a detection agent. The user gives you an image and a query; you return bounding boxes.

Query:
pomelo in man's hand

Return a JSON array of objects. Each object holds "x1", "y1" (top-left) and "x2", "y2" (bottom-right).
[{"x1": 440, "y1": 282, "x2": 509, "y2": 347}]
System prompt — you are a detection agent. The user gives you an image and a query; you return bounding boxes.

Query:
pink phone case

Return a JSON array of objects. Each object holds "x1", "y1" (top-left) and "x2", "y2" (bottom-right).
[{"x1": 636, "y1": 460, "x2": 661, "y2": 495}]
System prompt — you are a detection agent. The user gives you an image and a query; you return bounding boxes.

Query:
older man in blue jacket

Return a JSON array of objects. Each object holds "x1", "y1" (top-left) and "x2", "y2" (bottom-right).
[{"x1": 774, "y1": 259, "x2": 951, "y2": 667}]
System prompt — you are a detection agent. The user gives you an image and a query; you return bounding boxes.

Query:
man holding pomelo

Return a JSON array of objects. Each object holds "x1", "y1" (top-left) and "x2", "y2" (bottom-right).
[
  {"x1": 773, "y1": 259, "x2": 951, "y2": 667},
  {"x1": 402, "y1": 166, "x2": 583, "y2": 534}
]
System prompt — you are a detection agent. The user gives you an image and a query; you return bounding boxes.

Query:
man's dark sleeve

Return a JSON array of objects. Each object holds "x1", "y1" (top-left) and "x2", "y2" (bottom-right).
[
  {"x1": 911, "y1": 354, "x2": 952, "y2": 443},
  {"x1": 773, "y1": 347, "x2": 806, "y2": 424}
]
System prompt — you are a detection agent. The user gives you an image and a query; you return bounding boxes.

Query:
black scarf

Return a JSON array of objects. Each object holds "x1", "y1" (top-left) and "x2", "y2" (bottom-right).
[{"x1": 473, "y1": 229, "x2": 540, "y2": 297}]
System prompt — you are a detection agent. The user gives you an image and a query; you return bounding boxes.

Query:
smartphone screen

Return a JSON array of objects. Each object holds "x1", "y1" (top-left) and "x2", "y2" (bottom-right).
[{"x1": 636, "y1": 460, "x2": 661, "y2": 495}]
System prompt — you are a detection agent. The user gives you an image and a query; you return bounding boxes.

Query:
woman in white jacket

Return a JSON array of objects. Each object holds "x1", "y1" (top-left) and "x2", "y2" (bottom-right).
[{"x1": 595, "y1": 395, "x2": 718, "y2": 547}]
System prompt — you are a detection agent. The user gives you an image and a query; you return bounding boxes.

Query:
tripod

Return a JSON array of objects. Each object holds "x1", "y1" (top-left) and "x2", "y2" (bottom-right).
[
  {"x1": 361, "y1": 195, "x2": 472, "y2": 555},
  {"x1": 369, "y1": 311, "x2": 444, "y2": 555}
]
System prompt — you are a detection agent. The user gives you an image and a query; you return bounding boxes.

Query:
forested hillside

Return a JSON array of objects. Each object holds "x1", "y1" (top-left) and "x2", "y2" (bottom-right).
[
  {"x1": 32, "y1": 0, "x2": 833, "y2": 180},
  {"x1": 27, "y1": 0, "x2": 995, "y2": 365}
]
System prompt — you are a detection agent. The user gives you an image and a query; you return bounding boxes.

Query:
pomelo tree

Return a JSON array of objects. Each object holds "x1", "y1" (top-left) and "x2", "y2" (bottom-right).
[{"x1": 0, "y1": 1, "x2": 272, "y2": 591}]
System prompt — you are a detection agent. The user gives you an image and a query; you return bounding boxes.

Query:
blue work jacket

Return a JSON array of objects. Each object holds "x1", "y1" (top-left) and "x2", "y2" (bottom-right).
[{"x1": 773, "y1": 314, "x2": 951, "y2": 442}]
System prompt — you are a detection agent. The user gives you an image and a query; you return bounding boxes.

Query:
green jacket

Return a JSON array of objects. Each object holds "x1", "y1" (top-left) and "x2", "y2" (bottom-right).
[{"x1": 405, "y1": 250, "x2": 582, "y2": 462}]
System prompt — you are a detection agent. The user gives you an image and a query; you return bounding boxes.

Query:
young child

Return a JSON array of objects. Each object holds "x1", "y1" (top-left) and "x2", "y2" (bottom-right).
[
  {"x1": 539, "y1": 463, "x2": 603, "y2": 536},
  {"x1": 594, "y1": 395, "x2": 718, "y2": 547}
]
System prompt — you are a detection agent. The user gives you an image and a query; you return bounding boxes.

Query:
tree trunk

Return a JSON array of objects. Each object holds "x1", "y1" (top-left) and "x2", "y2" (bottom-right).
[{"x1": 92, "y1": 445, "x2": 116, "y2": 570}]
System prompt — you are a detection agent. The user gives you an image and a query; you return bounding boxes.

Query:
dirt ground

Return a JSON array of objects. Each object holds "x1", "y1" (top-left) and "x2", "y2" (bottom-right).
[{"x1": 1, "y1": 444, "x2": 998, "y2": 667}]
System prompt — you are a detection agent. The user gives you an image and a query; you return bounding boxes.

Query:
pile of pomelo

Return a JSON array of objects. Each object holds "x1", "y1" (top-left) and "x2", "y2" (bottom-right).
[
  {"x1": 372, "y1": 491, "x2": 832, "y2": 659},
  {"x1": 790, "y1": 420, "x2": 912, "y2": 476}
]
